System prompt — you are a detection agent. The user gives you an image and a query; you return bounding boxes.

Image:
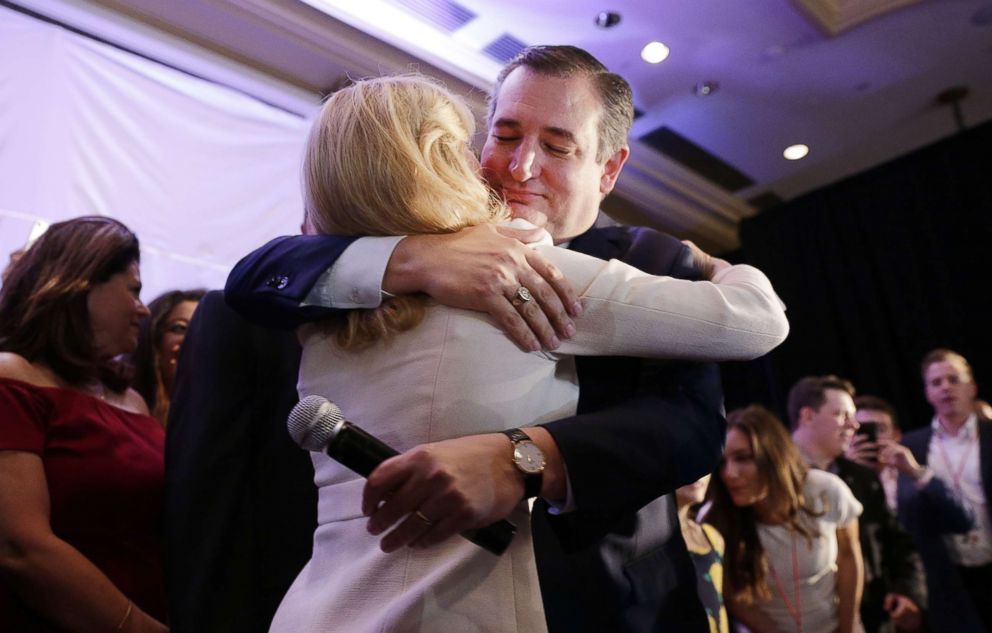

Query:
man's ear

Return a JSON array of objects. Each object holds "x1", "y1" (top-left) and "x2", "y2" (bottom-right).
[
  {"x1": 599, "y1": 146, "x2": 630, "y2": 196},
  {"x1": 798, "y1": 406, "x2": 815, "y2": 428}
]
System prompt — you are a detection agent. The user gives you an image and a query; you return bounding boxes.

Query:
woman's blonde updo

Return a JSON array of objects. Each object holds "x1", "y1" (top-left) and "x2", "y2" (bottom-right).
[{"x1": 303, "y1": 74, "x2": 509, "y2": 349}]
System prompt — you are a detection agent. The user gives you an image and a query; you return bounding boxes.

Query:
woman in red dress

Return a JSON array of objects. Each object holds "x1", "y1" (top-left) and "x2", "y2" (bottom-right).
[{"x1": 0, "y1": 216, "x2": 168, "y2": 632}]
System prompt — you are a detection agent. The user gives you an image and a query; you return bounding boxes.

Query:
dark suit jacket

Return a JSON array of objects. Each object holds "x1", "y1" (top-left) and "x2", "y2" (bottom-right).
[
  {"x1": 898, "y1": 420, "x2": 992, "y2": 633},
  {"x1": 832, "y1": 458, "x2": 927, "y2": 633},
  {"x1": 224, "y1": 226, "x2": 727, "y2": 633},
  {"x1": 165, "y1": 291, "x2": 317, "y2": 633}
]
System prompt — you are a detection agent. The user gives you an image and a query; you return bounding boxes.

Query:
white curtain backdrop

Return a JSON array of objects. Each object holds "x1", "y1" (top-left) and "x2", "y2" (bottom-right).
[{"x1": 0, "y1": 5, "x2": 311, "y2": 299}]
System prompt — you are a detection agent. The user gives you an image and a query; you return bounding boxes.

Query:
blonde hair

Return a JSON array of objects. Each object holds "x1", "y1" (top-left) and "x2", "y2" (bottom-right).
[{"x1": 303, "y1": 75, "x2": 509, "y2": 350}]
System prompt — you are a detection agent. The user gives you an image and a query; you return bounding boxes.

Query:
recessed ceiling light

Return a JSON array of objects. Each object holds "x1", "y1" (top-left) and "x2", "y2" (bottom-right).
[
  {"x1": 693, "y1": 81, "x2": 719, "y2": 96},
  {"x1": 595, "y1": 11, "x2": 621, "y2": 28},
  {"x1": 783, "y1": 144, "x2": 809, "y2": 160},
  {"x1": 641, "y1": 41, "x2": 670, "y2": 64}
]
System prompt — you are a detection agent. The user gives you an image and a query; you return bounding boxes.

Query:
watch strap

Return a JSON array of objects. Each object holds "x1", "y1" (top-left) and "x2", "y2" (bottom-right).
[
  {"x1": 501, "y1": 428, "x2": 543, "y2": 499},
  {"x1": 502, "y1": 427, "x2": 531, "y2": 445}
]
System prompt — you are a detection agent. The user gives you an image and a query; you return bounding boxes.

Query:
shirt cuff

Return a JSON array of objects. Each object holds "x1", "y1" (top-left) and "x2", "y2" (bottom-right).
[{"x1": 302, "y1": 235, "x2": 405, "y2": 309}]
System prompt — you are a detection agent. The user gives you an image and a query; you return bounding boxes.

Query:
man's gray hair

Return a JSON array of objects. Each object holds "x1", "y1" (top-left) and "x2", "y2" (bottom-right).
[{"x1": 488, "y1": 45, "x2": 634, "y2": 163}]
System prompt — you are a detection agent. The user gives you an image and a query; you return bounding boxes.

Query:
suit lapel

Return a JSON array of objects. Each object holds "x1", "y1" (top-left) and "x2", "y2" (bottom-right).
[{"x1": 906, "y1": 428, "x2": 933, "y2": 465}]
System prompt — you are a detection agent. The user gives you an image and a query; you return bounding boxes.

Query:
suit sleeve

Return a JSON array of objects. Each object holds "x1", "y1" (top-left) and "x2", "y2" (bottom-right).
[
  {"x1": 224, "y1": 234, "x2": 359, "y2": 329},
  {"x1": 543, "y1": 362, "x2": 727, "y2": 519},
  {"x1": 897, "y1": 473, "x2": 975, "y2": 535}
]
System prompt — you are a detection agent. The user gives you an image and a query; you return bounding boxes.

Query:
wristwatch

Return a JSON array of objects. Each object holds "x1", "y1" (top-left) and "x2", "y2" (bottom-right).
[{"x1": 501, "y1": 428, "x2": 546, "y2": 499}]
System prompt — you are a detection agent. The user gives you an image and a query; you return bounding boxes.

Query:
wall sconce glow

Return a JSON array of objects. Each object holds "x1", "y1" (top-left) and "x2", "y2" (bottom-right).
[
  {"x1": 641, "y1": 41, "x2": 670, "y2": 64},
  {"x1": 783, "y1": 144, "x2": 810, "y2": 160}
]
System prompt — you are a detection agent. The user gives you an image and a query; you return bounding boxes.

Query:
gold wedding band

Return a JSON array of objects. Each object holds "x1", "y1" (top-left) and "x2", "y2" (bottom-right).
[{"x1": 414, "y1": 510, "x2": 434, "y2": 527}]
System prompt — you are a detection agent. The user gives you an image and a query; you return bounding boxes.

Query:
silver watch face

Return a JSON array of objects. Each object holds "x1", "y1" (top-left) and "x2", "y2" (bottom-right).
[{"x1": 513, "y1": 442, "x2": 546, "y2": 474}]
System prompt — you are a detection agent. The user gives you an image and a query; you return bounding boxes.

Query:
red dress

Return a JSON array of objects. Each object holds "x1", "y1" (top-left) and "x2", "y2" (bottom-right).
[{"x1": 0, "y1": 377, "x2": 166, "y2": 631}]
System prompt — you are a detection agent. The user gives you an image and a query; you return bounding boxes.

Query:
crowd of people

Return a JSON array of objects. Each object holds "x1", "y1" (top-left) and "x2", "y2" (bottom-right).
[{"x1": 0, "y1": 44, "x2": 988, "y2": 633}]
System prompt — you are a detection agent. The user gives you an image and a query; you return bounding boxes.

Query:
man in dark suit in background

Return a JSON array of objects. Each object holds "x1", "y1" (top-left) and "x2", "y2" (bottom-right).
[
  {"x1": 164, "y1": 290, "x2": 317, "y2": 633},
  {"x1": 225, "y1": 45, "x2": 788, "y2": 632},
  {"x1": 852, "y1": 396, "x2": 909, "y2": 514},
  {"x1": 852, "y1": 394, "x2": 976, "y2": 633},
  {"x1": 900, "y1": 349, "x2": 991, "y2": 633},
  {"x1": 788, "y1": 375, "x2": 926, "y2": 633}
]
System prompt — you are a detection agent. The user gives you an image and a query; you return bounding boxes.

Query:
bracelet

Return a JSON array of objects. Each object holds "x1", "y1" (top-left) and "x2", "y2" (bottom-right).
[{"x1": 115, "y1": 601, "x2": 133, "y2": 632}]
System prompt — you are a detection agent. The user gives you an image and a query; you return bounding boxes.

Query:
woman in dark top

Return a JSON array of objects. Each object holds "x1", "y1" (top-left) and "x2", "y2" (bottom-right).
[{"x1": 0, "y1": 216, "x2": 168, "y2": 632}]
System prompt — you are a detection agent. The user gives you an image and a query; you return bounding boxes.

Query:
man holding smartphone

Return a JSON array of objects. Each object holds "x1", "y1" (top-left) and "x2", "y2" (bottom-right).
[
  {"x1": 789, "y1": 376, "x2": 926, "y2": 633},
  {"x1": 851, "y1": 396, "x2": 922, "y2": 512}
]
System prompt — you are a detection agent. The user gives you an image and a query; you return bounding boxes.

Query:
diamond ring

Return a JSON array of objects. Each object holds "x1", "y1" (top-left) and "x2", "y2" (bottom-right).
[{"x1": 511, "y1": 286, "x2": 533, "y2": 307}]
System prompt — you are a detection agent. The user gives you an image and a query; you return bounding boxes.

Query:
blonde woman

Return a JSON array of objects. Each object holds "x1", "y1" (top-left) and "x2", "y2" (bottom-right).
[{"x1": 271, "y1": 75, "x2": 789, "y2": 633}]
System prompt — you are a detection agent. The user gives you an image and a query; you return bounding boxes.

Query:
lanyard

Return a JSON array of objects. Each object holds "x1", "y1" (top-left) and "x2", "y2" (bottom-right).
[
  {"x1": 768, "y1": 532, "x2": 803, "y2": 633},
  {"x1": 935, "y1": 430, "x2": 976, "y2": 493}
]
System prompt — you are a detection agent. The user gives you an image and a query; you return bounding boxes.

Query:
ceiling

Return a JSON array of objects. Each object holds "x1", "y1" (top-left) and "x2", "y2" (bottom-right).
[{"x1": 13, "y1": 0, "x2": 992, "y2": 252}]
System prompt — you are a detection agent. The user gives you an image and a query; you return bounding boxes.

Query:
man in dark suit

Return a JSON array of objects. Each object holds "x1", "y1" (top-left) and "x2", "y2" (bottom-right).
[
  {"x1": 225, "y1": 45, "x2": 787, "y2": 632},
  {"x1": 788, "y1": 375, "x2": 926, "y2": 633},
  {"x1": 899, "y1": 349, "x2": 992, "y2": 633},
  {"x1": 164, "y1": 290, "x2": 317, "y2": 633},
  {"x1": 850, "y1": 394, "x2": 974, "y2": 633}
]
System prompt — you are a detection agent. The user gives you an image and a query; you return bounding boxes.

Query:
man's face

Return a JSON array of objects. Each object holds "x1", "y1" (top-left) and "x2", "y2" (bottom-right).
[
  {"x1": 924, "y1": 359, "x2": 977, "y2": 421},
  {"x1": 481, "y1": 67, "x2": 628, "y2": 243},
  {"x1": 801, "y1": 388, "x2": 859, "y2": 459},
  {"x1": 855, "y1": 408, "x2": 898, "y2": 442}
]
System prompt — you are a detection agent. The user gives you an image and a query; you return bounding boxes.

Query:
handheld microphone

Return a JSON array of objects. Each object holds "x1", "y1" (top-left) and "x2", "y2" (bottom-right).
[{"x1": 287, "y1": 395, "x2": 516, "y2": 555}]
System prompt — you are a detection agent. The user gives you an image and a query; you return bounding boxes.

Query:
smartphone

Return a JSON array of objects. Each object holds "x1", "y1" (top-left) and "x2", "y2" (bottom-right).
[{"x1": 856, "y1": 421, "x2": 879, "y2": 445}]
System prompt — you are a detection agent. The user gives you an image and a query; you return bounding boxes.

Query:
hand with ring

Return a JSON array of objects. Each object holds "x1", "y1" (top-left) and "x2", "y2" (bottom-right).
[
  {"x1": 379, "y1": 224, "x2": 581, "y2": 352},
  {"x1": 363, "y1": 434, "x2": 535, "y2": 553},
  {"x1": 414, "y1": 510, "x2": 435, "y2": 527}
]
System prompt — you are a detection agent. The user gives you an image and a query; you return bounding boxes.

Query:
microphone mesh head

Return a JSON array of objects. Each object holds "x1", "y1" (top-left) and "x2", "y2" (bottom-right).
[{"x1": 287, "y1": 395, "x2": 344, "y2": 451}]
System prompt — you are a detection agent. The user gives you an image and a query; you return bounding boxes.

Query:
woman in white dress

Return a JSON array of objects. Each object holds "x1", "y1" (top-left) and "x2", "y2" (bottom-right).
[
  {"x1": 705, "y1": 405, "x2": 864, "y2": 633},
  {"x1": 269, "y1": 74, "x2": 789, "y2": 633}
]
